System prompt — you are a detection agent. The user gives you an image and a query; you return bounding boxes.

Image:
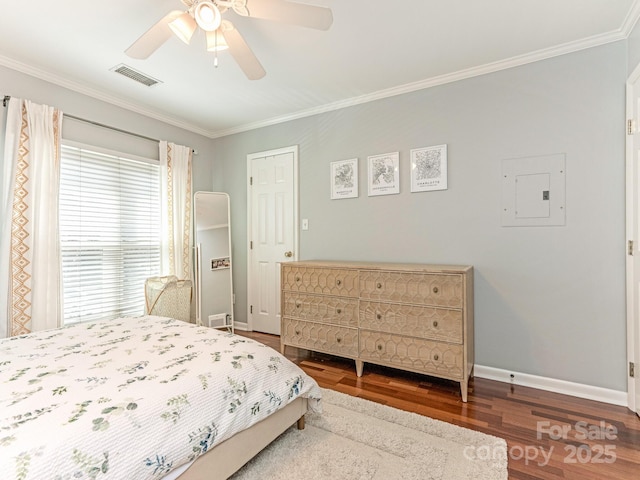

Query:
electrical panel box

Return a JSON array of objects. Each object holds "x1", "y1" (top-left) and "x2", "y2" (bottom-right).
[{"x1": 501, "y1": 154, "x2": 565, "y2": 227}]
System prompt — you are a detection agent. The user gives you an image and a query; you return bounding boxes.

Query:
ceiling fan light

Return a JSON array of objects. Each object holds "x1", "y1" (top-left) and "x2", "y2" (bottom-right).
[
  {"x1": 206, "y1": 30, "x2": 229, "y2": 51},
  {"x1": 169, "y1": 12, "x2": 197, "y2": 44},
  {"x1": 195, "y1": 2, "x2": 222, "y2": 32}
]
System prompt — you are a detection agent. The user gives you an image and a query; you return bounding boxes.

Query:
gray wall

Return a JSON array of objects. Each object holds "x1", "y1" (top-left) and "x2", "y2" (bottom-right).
[
  {"x1": 0, "y1": 65, "x2": 215, "y2": 193},
  {"x1": 214, "y1": 41, "x2": 627, "y2": 391},
  {"x1": 0, "y1": 37, "x2": 632, "y2": 392},
  {"x1": 629, "y1": 18, "x2": 640, "y2": 75}
]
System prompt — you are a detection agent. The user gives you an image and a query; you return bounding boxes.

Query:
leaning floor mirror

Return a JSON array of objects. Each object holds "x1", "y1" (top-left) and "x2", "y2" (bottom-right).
[{"x1": 194, "y1": 191, "x2": 234, "y2": 332}]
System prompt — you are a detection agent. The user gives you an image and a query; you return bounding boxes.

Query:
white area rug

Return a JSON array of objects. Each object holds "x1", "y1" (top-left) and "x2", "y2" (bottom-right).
[{"x1": 231, "y1": 388, "x2": 508, "y2": 480}]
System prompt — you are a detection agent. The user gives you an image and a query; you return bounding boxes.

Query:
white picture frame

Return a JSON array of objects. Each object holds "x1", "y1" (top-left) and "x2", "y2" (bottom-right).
[
  {"x1": 330, "y1": 158, "x2": 358, "y2": 199},
  {"x1": 410, "y1": 144, "x2": 448, "y2": 192},
  {"x1": 367, "y1": 152, "x2": 400, "y2": 196}
]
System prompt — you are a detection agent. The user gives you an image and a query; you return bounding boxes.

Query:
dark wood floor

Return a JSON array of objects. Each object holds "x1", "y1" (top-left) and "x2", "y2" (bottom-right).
[{"x1": 236, "y1": 330, "x2": 640, "y2": 480}]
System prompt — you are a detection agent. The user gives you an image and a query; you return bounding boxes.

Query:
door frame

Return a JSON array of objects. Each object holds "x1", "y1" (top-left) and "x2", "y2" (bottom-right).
[
  {"x1": 245, "y1": 145, "x2": 299, "y2": 332},
  {"x1": 626, "y1": 63, "x2": 640, "y2": 413}
]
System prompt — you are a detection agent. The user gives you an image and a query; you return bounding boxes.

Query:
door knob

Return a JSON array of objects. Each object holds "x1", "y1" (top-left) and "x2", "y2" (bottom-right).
[{"x1": 284, "y1": 251, "x2": 293, "y2": 258}]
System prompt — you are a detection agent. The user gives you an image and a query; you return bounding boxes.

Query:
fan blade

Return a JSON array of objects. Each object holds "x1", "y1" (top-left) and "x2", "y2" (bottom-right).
[
  {"x1": 222, "y1": 21, "x2": 266, "y2": 80},
  {"x1": 125, "y1": 10, "x2": 183, "y2": 59},
  {"x1": 244, "y1": 0, "x2": 333, "y2": 30}
]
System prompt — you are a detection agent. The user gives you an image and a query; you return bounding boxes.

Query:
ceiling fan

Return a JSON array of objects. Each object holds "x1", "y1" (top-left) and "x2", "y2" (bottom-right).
[{"x1": 125, "y1": 0, "x2": 333, "y2": 80}]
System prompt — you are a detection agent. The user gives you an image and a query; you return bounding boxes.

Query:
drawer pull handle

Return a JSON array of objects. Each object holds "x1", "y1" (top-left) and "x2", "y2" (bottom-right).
[
  {"x1": 296, "y1": 302, "x2": 301, "y2": 308},
  {"x1": 336, "y1": 308, "x2": 342, "y2": 314},
  {"x1": 376, "y1": 283, "x2": 382, "y2": 289},
  {"x1": 295, "y1": 330, "x2": 301, "y2": 335},
  {"x1": 433, "y1": 354, "x2": 439, "y2": 361},
  {"x1": 432, "y1": 286, "x2": 439, "y2": 294},
  {"x1": 336, "y1": 337, "x2": 342, "y2": 343},
  {"x1": 376, "y1": 313, "x2": 382, "y2": 320},
  {"x1": 377, "y1": 344, "x2": 383, "y2": 351},
  {"x1": 433, "y1": 320, "x2": 438, "y2": 328},
  {"x1": 295, "y1": 277, "x2": 301, "y2": 282},
  {"x1": 336, "y1": 279, "x2": 342, "y2": 286}
]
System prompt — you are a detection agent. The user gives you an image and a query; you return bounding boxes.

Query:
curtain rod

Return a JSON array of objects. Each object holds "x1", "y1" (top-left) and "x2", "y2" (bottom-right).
[{"x1": 2, "y1": 94, "x2": 159, "y2": 144}]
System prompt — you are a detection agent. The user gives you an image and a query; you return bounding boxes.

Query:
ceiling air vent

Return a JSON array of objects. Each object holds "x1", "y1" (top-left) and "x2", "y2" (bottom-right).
[{"x1": 111, "y1": 64, "x2": 162, "y2": 87}]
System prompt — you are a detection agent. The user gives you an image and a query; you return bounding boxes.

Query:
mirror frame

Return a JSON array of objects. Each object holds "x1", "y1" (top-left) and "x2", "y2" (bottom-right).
[{"x1": 194, "y1": 191, "x2": 234, "y2": 331}]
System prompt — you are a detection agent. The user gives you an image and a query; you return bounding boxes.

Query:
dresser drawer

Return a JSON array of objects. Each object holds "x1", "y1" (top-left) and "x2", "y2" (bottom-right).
[
  {"x1": 359, "y1": 301, "x2": 462, "y2": 343},
  {"x1": 283, "y1": 293, "x2": 358, "y2": 327},
  {"x1": 359, "y1": 271, "x2": 463, "y2": 308},
  {"x1": 282, "y1": 266, "x2": 358, "y2": 297},
  {"x1": 282, "y1": 318, "x2": 359, "y2": 357},
  {"x1": 359, "y1": 330, "x2": 463, "y2": 379}
]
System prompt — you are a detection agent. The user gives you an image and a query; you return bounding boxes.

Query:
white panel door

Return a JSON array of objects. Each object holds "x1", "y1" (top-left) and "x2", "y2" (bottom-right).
[
  {"x1": 248, "y1": 147, "x2": 297, "y2": 334},
  {"x1": 626, "y1": 70, "x2": 640, "y2": 415}
]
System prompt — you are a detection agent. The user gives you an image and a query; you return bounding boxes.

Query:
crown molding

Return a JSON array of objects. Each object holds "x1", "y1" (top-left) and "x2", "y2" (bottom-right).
[
  {"x1": 0, "y1": 54, "x2": 213, "y2": 138},
  {"x1": 3, "y1": 2, "x2": 640, "y2": 141},
  {"x1": 621, "y1": 0, "x2": 640, "y2": 36},
  {"x1": 210, "y1": 27, "x2": 631, "y2": 138}
]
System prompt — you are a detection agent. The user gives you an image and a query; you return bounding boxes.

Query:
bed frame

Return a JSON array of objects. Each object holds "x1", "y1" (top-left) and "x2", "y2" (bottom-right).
[{"x1": 177, "y1": 397, "x2": 308, "y2": 479}]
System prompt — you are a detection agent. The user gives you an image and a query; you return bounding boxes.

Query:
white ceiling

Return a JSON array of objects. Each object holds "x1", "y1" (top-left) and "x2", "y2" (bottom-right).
[{"x1": 0, "y1": 0, "x2": 638, "y2": 138}]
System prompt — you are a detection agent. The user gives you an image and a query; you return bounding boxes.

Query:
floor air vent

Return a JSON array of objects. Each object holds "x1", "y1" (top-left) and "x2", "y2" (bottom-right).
[{"x1": 111, "y1": 64, "x2": 162, "y2": 87}]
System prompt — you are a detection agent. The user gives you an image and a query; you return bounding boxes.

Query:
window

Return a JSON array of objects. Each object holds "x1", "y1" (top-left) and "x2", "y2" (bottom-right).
[{"x1": 59, "y1": 143, "x2": 161, "y2": 324}]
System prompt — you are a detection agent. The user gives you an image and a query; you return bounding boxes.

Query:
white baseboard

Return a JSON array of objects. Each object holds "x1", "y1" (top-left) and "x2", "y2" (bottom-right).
[
  {"x1": 223, "y1": 331, "x2": 629, "y2": 406},
  {"x1": 474, "y1": 365, "x2": 628, "y2": 407},
  {"x1": 233, "y1": 321, "x2": 249, "y2": 331}
]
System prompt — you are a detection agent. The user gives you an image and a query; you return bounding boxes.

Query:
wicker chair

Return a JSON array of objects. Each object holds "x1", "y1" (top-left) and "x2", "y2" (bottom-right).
[{"x1": 145, "y1": 275, "x2": 192, "y2": 322}]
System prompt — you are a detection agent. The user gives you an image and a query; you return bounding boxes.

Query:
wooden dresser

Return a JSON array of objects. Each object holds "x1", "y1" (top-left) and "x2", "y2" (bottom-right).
[{"x1": 280, "y1": 260, "x2": 474, "y2": 402}]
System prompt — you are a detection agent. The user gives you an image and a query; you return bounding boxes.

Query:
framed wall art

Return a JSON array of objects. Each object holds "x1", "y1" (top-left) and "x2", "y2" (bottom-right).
[
  {"x1": 330, "y1": 158, "x2": 358, "y2": 199},
  {"x1": 367, "y1": 152, "x2": 400, "y2": 196},
  {"x1": 410, "y1": 144, "x2": 448, "y2": 192}
]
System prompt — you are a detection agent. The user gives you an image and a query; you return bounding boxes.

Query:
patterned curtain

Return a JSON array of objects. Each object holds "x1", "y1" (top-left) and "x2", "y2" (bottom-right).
[
  {"x1": 0, "y1": 98, "x2": 62, "y2": 337},
  {"x1": 159, "y1": 141, "x2": 193, "y2": 281}
]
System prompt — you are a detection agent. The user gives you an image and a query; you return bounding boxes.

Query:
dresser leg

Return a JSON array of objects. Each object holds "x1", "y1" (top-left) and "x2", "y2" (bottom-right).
[
  {"x1": 460, "y1": 379, "x2": 468, "y2": 403},
  {"x1": 355, "y1": 359, "x2": 364, "y2": 377},
  {"x1": 280, "y1": 344, "x2": 286, "y2": 355}
]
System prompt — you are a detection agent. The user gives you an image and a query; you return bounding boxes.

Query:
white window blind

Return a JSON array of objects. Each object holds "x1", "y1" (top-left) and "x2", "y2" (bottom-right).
[{"x1": 59, "y1": 143, "x2": 161, "y2": 324}]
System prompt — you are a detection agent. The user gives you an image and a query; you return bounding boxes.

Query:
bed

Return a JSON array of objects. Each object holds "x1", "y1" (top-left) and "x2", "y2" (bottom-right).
[{"x1": 0, "y1": 316, "x2": 322, "y2": 480}]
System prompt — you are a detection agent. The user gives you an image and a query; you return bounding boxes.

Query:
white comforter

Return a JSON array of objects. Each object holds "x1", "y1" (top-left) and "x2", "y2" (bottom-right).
[{"x1": 0, "y1": 316, "x2": 322, "y2": 479}]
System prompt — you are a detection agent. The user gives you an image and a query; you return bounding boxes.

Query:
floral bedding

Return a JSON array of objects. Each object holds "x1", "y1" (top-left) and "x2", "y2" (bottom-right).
[{"x1": 0, "y1": 316, "x2": 322, "y2": 480}]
